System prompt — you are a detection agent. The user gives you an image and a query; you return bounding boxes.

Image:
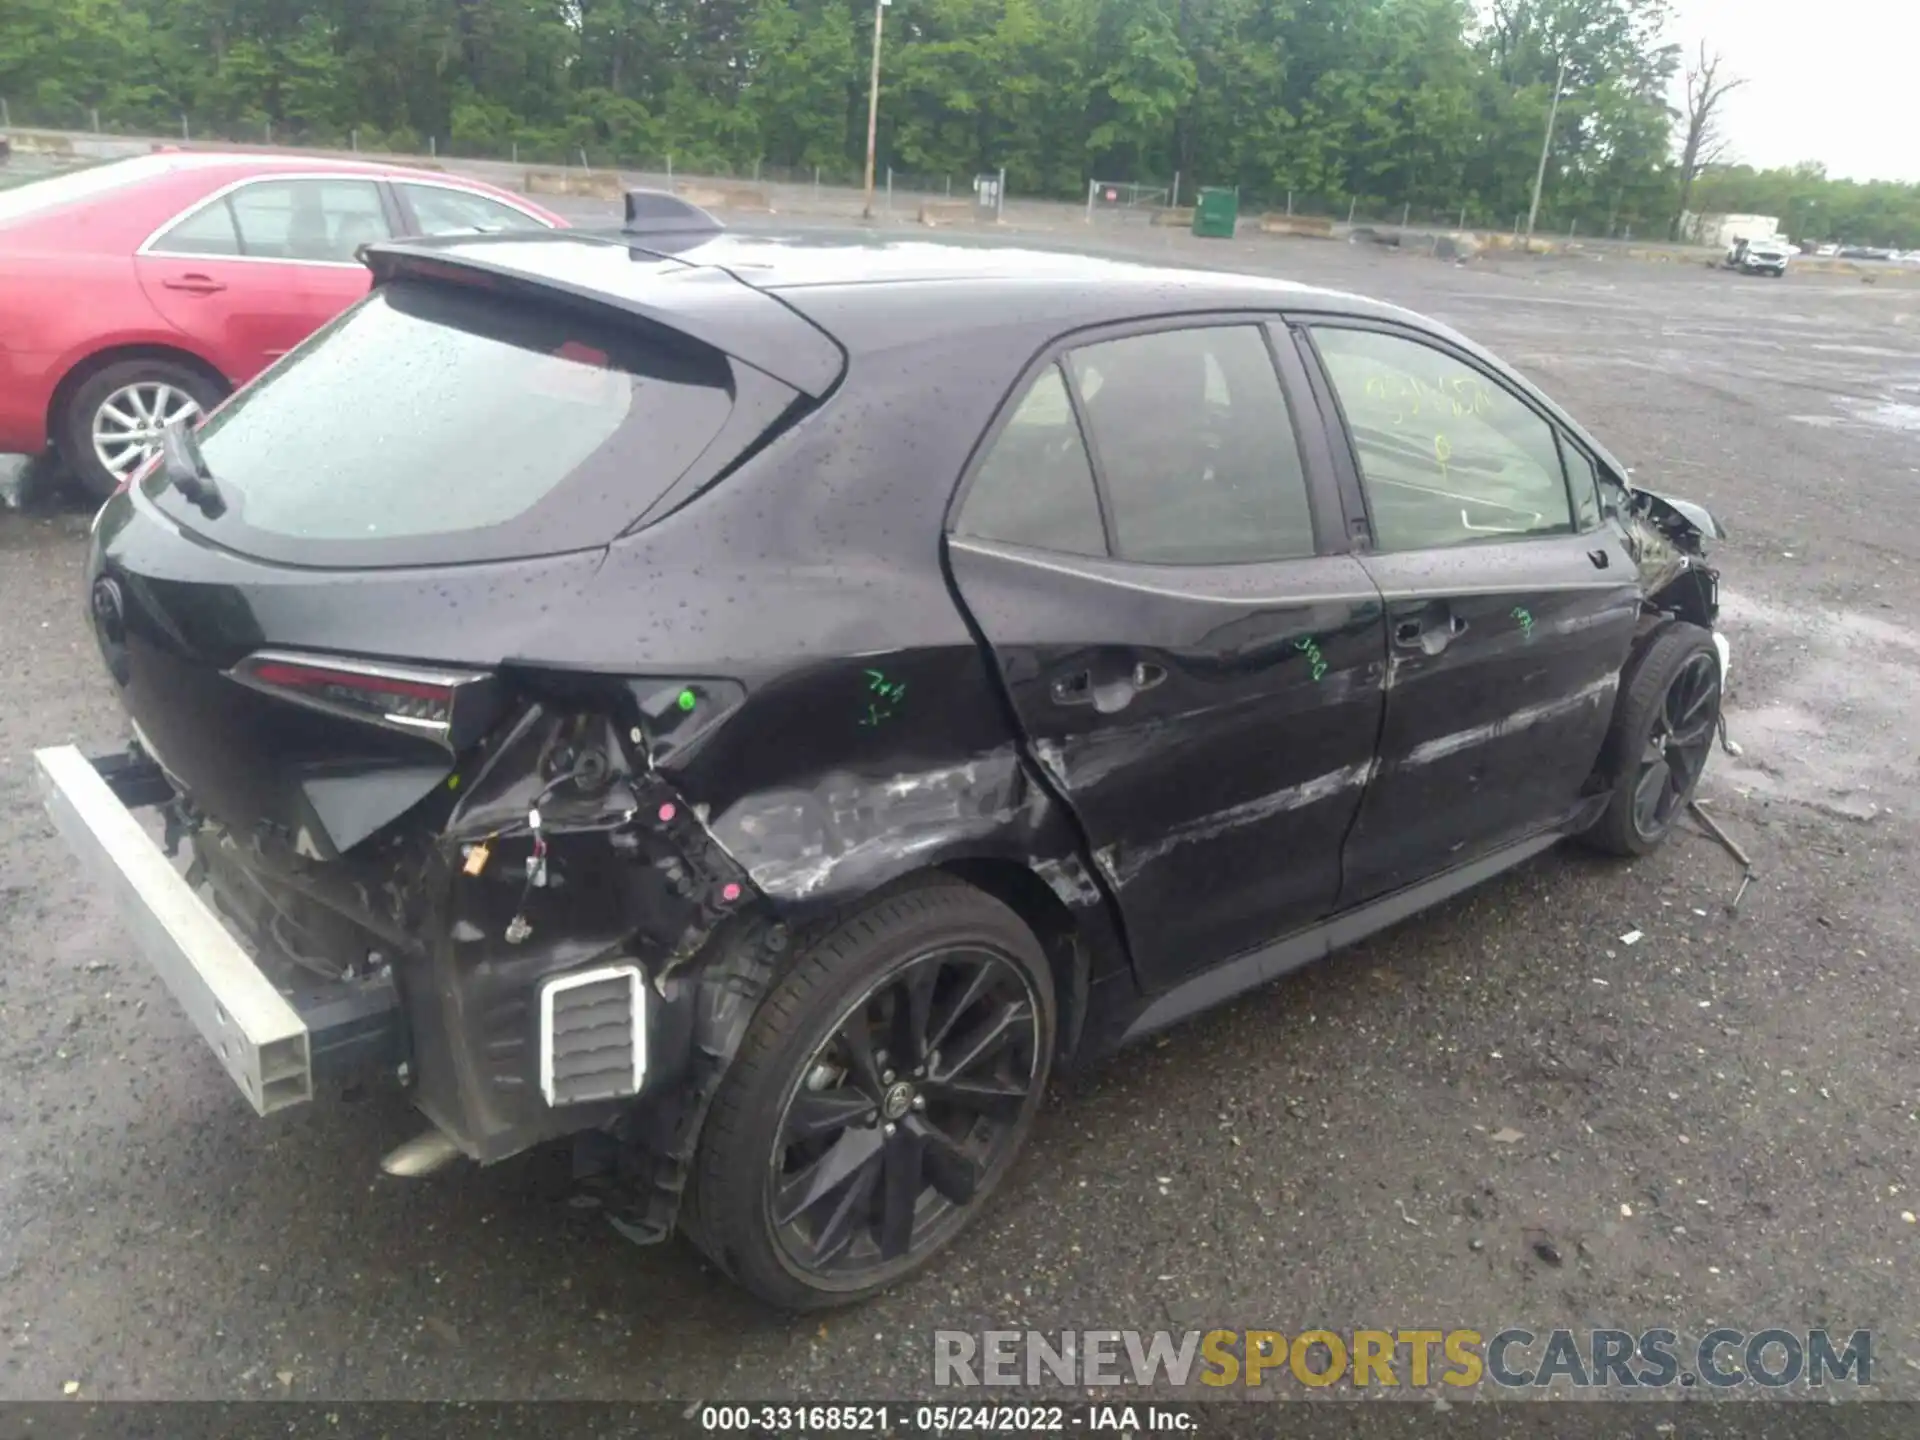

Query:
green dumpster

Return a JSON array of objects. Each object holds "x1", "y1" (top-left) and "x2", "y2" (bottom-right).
[{"x1": 1192, "y1": 187, "x2": 1238, "y2": 239}]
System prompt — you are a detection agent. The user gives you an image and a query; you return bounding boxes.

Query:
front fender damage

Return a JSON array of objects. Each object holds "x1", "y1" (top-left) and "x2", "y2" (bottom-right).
[{"x1": 1621, "y1": 485, "x2": 1723, "y2": 631}]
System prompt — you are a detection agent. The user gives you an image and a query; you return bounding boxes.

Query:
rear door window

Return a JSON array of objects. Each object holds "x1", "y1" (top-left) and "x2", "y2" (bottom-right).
[
  {"x1": 224, "y1": 178, "x2": 391, "y2": 263},
  {"x1": 955, "y1": 365, "x2": 1106, "y2": 556},
  {"x1": 147, "y1": 278, "x2": 744, "y2": 567},
  {"x1": 1065, "y1": 325, "x2": 1315, "y2": 564}
]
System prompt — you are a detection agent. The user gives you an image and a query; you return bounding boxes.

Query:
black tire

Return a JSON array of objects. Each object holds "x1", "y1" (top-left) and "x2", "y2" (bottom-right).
[
  {"x1": 1583, "y1": 622, "x2": 1722, "y2": 857},
  {"x1": 682, "y1": 878, "x2": 1056, "y2": 1310},
  {"x1": 58, "y1": 358, "x2": 226, "y2": 502}
]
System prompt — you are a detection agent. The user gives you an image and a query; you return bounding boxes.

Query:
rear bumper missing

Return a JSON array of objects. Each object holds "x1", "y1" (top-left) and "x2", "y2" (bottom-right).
[{"x1": 33, "y1": 744, "x2": 400, "y2": 1116}]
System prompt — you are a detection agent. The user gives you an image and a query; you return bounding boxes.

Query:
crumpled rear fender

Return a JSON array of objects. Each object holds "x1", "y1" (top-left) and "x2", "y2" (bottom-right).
[{"x1": 701, "y1": 744, "x2": 1091, "y2": 910}]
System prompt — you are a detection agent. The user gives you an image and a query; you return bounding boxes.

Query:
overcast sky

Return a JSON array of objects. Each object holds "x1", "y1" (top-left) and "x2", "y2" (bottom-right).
[{"x1": 1663, "y1": 0, "x2": 1920, "y2": 182}]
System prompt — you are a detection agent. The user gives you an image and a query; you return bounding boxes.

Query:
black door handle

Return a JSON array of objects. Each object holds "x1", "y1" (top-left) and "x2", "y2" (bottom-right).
[{"x1": 1588, "y1": 548, "x2": 1610, "y2": 569}]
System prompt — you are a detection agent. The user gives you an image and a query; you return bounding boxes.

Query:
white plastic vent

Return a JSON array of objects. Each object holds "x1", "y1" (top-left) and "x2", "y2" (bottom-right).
[{"x1": 539, "y1": 964, "x2": 646, "y2": 1107}]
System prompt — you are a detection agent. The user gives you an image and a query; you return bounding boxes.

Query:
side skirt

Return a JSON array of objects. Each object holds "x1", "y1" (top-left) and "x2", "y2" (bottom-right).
[{"x1": 1108, "y1": 801, "x2": 1604, "y2": 1048}]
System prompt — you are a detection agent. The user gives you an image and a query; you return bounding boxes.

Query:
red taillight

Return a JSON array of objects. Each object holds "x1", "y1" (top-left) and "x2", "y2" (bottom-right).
[{"x1": 228, "y1": 650, "x2": 497, "y2": 749}]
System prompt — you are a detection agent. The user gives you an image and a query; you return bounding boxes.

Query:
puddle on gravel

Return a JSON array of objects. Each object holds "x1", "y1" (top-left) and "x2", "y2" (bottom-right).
[
  {"x1": 1809, "y1": 343, "x2": 1918, "y2": 358},
  {"x1": 0, "y1": 456, "x2": 27, "y2": 509},
  {"x1": 1713, "y1": 588, "x2": 1919, "y2": 821},
  {"x1": 1848, "y1": 399, "x2": 1920, "y2": 432}
]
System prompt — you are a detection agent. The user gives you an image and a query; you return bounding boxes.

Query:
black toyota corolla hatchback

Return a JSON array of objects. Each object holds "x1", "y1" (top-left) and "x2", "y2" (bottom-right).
[{"x1": 38, "y1": 193, "x2": 1730, "y2": 1310}]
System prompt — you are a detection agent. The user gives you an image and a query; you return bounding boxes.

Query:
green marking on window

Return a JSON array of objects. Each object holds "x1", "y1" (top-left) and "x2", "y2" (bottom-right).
[
  {"x1": 1511, "y1": 606, "x2": 1535, "y2": 639},
  {"x1": 676, "y1": 687, "x2": 698, "y2": 713}
]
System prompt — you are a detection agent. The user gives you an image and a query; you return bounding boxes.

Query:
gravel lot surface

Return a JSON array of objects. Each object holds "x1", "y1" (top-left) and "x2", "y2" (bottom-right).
[{"x1": 1, "y1": 216, "x2": 1916, "y2": 1403}]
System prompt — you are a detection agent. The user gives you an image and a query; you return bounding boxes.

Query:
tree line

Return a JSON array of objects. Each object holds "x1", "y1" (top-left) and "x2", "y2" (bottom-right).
[{"x1": 5, "y1": 0, "x2": 1919, "y2": 244}]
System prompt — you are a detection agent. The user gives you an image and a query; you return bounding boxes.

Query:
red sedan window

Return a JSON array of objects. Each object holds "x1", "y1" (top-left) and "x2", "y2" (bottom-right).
[{"x1": 151, "y1": 178, "x2": 391, "y2": 264}]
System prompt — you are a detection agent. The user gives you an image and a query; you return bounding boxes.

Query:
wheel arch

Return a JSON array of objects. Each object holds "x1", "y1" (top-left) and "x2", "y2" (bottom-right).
[
  {"x1": 937, "y1": 855, "x2": 1096, "y2": 1065},
  {"x1": 47, "y1": 342, "x2": 232, "y2": 453},
  {"x1": 746, "y1": 843, "x2": 1126, "y2": 1071},
  {"x1": 1593, "y1": 614, "x2": 1716, "y2": 788}
]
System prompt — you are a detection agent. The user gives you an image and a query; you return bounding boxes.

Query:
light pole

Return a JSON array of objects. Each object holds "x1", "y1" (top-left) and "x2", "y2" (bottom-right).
[
  {"x1": 861, "y1": 0, "x2": 891, "y2": 221},
  {"x1": 1525, "y1": 54, "x2": 1567, "y2": 244}
]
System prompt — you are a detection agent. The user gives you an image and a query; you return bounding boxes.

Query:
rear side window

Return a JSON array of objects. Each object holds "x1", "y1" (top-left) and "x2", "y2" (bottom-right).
[
  {"x1": 1066, "y1": 326, "x2": 1315, "y2": 565},
  {"x1": 148, "y1": 279, "x2": 741, "y2": 567},
  {"x1": 148, "y1": 198, "x2": 243, "y2": 257},
  {"x1": 956, "y1": 365, "x2": 1105, "y2": 556}
]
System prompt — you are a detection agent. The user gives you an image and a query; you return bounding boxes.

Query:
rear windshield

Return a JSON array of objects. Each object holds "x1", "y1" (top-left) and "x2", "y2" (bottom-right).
[
  {"x1": 148, "y1": 278, "x2": 739, "y2": 567},
  {"x1": 0, "y1": 157, "x2": 147, "y2": 225}
]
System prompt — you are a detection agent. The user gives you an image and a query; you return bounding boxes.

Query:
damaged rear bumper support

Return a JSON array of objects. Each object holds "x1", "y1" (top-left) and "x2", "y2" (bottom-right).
[{"x1": 33, "y1": 745, "x2": 402, "y2": 1114}]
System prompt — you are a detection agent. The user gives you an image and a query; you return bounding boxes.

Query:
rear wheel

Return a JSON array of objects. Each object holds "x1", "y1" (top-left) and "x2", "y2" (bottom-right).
[
  {"x1": 60, "y1": 359, "x2": 226, "y2": 502},
  {"x1": 1584, "y1": 622, "x2": 1722, "y2": 856},
  {"x1": 683, "y1": 878, "x2": 1055, "y2": 1310}
]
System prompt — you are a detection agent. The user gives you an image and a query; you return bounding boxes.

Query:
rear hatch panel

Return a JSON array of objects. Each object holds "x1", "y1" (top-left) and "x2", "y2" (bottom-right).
[
  {"x1": 90, "y1": 496, "x2": 604, "y2": 857},
  {"x1": 94, "y1": 231, "x2": 844, "y2": 856}
]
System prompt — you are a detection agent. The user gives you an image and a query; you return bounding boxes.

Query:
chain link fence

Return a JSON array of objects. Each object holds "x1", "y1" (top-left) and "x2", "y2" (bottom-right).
[{"x1": 2, "y1": 97, "x2": 1691, "y2": 251}]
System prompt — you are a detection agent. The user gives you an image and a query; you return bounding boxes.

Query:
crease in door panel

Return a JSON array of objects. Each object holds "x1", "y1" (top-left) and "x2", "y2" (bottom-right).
[
  {"x1": 1093, "y1": 760, "x2": 1374, "y2": 889},
  {"x1": 1398, "y1": 673, "x2": 1619, "y2": 769}
]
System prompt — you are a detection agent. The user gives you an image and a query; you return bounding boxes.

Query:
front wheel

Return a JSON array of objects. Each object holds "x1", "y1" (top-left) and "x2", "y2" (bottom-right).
[
  {"x1": 59, "y1": 358, "x2": 226, "y2": 502},
  {"x1": 1584, "y1": 622, "x2": 1723, "y2": 856},
  {"x1": 683, "y1": 879, "x2": 1055, "y2": 1310}
]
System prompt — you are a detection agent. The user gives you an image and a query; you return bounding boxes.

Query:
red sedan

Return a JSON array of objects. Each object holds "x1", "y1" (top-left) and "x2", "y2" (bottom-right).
[{"x1": 0, "y1": 152, "x2": 566, "y2": 498}]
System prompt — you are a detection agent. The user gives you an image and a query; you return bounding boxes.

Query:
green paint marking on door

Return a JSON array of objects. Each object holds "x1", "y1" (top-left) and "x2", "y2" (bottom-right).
[
  {"x1": 1295, "y1": 636, "x2": 1328, "y2": 681},
  {"x1": 860, "y1": 668, "x2": 909, "y2": 726}
]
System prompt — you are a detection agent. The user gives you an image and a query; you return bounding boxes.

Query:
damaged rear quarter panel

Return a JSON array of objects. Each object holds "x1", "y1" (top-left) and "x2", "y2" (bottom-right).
[{"x1": 661, "y1": 647, "x2": 1105, "y2": 922}]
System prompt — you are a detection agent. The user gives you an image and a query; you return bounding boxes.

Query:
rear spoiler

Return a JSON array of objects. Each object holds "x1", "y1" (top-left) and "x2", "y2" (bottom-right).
[{"x1": 360, "y1": 205, "x2": 845, "y2": 400}]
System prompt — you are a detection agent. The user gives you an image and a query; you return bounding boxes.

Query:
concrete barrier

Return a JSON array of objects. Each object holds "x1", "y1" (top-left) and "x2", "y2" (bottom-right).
[
  {"x1": 1258, "y1": 213, "x2": 1335, "y2": 238},
  {"x1": 522, "y1": 168, "x2": 625, "y2": 201},
  {"x1": 1620, "y1": 244, "x2": 1708, "y2": 265},
  {"x1": 916, "y1": 199, "x2": 975, "y2": 227},
  {"x1": 675, "y1": 183, "x2": 774, "y2": 214},
  {"x1": 5, "y1": 130, "x2": 76, "y2": 157},
  {"x1": 1790, "y1": 257, "x2": 1920, "y2": 282}
]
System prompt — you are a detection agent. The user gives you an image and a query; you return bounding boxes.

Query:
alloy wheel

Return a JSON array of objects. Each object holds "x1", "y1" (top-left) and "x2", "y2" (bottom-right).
[
  {"x1": 766, "y1": 945, "x2": 1042, "y2": 1282},
  {"x1": 1631, "y1": 651, "x2": 1721, "y2": 840},
  {"x1": 92, "y1": 382, "x2": 204, "y2": 484}
]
